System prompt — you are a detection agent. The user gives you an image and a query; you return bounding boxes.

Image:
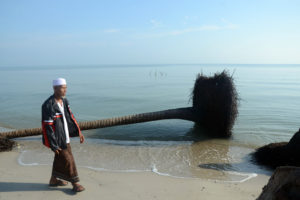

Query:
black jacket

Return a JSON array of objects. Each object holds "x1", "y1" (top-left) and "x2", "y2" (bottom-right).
[{"x1": 41, "y1": 94, "x2": 81, "y2": 152}]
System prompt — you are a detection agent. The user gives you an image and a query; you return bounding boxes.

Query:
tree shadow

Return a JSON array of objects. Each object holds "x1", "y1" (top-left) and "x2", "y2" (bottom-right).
[
  {"x1": 0, "y1": 182, "x2": 76, "y2": 195},
  {"x1": 84, "y1": 121, "x2": 221, "y2": 146},
  {"x1": 185, "y1": 123, "x2": 231, "y2": 142}
]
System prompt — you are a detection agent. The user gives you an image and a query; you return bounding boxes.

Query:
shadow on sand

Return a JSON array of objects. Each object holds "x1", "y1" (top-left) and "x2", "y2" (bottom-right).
[{"x1": 0, "y1": 182, "x2": 76, "y2": 195}]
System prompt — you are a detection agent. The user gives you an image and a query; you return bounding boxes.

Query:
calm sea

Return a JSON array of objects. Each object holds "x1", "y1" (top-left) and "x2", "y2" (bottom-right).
[{"x1": 1, "y1": 64, "x2": 299, "y2": 181}]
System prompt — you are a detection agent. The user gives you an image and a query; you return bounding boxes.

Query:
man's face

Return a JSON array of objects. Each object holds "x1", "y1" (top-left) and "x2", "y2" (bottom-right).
[{"x1": 53, "y1": 85, "x2": 67, "y2": 97}]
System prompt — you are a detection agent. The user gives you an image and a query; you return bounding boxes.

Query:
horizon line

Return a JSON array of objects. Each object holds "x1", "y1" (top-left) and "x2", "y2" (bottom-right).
[{"x1": 1, "y1": 63, "x2": 300, "y2": 68}]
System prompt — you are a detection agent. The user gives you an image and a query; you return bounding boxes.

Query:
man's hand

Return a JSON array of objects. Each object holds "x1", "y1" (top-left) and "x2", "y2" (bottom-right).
[
  {"x1": 79, "y1": 133, "x2": 85, "y2": 144},
  {"x1": 55, "y1": 148, "x2": 62, "y2": 155}
]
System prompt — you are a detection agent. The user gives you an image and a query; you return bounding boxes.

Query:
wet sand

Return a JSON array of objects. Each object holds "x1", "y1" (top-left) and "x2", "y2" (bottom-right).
[
  {"x1": 15, "y1": 138, "x2": 271, "y2": 182},
  {"x1": 0, "y1": 149, "x2": 270, "y2": 200}
]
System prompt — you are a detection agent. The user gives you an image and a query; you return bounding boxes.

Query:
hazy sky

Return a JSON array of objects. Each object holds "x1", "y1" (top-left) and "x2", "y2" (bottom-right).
[{"x1": 0, "y1": 0, "x2": 299, "y2": 66}]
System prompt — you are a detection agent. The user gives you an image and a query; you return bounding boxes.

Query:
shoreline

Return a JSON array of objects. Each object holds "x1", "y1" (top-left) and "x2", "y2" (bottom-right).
[
  {"x1": 13, "y1": 138, "x2": 271, "y2": 182},
  {"x1": 17, "y1": 150, "x2": 259, "y2": 184},
  {"x1": 0, "y1": 150, "x2": 270, "y2": 200}
]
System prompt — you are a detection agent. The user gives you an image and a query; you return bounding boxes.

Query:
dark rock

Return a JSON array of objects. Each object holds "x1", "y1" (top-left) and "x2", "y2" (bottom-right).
[
  {"x1": 0, "y1": 137, "x2": 16, "y2": 152},
  {"x1": 252, "y1": 129, "x2": 300, "y2": 169},
  {"x1": 257, "y1": 166, "x2": 300, "y2": 200}
]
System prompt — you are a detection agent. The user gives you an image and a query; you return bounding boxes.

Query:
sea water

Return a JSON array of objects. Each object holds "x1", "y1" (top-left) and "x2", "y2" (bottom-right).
[{"x1": 1, "y1": 64, "x2": 299, "y2": 182}]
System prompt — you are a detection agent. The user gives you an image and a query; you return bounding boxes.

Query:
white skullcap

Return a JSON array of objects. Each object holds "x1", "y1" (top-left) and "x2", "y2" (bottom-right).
[{"x1": 53, "y1": 78, "x2": 67, "y2": 86}]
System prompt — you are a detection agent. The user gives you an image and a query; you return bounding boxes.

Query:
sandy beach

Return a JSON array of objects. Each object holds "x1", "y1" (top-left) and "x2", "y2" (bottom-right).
[{"x1": 0, "y1": 149, "x2": 270, "y2": 200}]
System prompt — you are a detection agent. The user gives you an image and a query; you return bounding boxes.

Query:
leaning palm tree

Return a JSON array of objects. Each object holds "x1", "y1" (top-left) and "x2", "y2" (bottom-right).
[{"x1": 0, "y1": 70, "x2": 238, "y2": 150}]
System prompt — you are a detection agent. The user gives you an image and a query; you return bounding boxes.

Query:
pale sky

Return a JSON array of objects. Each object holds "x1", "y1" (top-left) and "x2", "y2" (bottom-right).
[{"x1": 0, "y1": 0, "x2": 300, "y2": 66}]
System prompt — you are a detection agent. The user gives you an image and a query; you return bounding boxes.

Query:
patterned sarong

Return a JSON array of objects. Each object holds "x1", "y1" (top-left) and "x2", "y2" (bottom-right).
[{"x1": 51, "y1": 143, "x2": 80, "y2": 183}]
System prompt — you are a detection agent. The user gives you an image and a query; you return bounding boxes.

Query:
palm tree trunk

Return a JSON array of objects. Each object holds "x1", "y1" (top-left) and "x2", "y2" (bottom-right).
[{"x1": 1, "y1": 107, "x2": 195, "y2": 139}]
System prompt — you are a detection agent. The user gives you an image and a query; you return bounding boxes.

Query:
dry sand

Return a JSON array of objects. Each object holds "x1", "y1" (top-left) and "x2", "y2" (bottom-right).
[{"x1": 0, "y1": 150, "x2": 270, "y2": 200}]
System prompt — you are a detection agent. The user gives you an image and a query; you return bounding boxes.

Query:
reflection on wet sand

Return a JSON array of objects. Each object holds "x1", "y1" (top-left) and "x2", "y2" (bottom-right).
[{"x1": 188, "y1": 124, "x2": 272, "y2": 181}]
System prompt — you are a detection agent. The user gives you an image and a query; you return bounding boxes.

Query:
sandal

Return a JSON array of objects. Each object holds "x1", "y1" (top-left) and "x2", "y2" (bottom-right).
[
  {"x1": 49, "y1": 179, "x2": 68, "y2": 187},
  {"x1": 72, "y1": 183, "x2": 85, "y2": 192}
]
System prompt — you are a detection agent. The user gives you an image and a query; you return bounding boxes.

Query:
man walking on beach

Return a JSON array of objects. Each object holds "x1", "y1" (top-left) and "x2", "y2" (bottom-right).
[{"x1": 41, "y1": 78, "x2": 85, "y2": 192}]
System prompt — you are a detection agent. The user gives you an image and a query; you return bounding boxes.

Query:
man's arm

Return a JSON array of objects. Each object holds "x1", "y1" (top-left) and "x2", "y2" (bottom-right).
[
  {"x1": 64, "y1": 98, "x2": 85, "y2": 143},
  {"x1": 42, "y1": 103, "x2": 60, "y2": 152}
]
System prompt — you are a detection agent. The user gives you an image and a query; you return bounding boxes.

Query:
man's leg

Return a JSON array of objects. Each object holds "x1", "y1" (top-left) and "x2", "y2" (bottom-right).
[
  {"x1": 67, "y1": 144, "x2": 85, "y2": 192},
  {"x1": 49, "y1": 175, "x2": 68, "y2": 186},
  {"x1": 51, "y1": 144, "x2": 85, "y2": 191},
  {"x1": 71, "y1": 181, "x2": 85, "y2": 192},
  {"x1": 50, "y1": 152, "x2": 68, "y2": 186}
]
